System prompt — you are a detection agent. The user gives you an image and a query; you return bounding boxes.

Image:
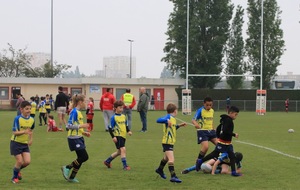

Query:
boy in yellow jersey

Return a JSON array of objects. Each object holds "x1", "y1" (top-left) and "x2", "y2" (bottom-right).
[
  {"x1": 155, "y1": 103, "x2": 186, "y2": 183},
  {"x1": 181, "y1": 97, "x2": 217, "y2": 174},
  {"x1": 10, "y1": 101, "x2": 35, "y2": 184},
  {"x1": 103, "y1": 100, "x2": 132, "y2": 170},
  {"x1": 29, "y1": 96, "x2": 37, "y2": 118},
  {"x1": 61, "y1": 94, "x2": 90, "y2": 183},
  {"x1": 38, "y1": 97, "x2": 47, "y2": 126}
]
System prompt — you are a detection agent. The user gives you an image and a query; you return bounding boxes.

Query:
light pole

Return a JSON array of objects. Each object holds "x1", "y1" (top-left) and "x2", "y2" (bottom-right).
[
  {"x1": 51, "y1": 0, "x2": 54, "y2": 77},
  {"x1": 128, "y1": 39, "x2": 134, "y2": 78}
]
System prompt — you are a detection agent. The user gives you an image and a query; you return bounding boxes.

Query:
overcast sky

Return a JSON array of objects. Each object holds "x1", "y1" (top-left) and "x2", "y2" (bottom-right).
[{"x1": 0, "y1": 0, "x2": 299, "y2": 78}]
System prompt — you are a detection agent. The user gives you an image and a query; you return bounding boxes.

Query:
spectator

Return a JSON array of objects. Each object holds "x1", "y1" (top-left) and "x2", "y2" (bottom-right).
[
  {"x1": 15, "y1": 93, "x2": 24, "y2": 115},
  {"x1": 137, "y1": 87, "x2": 150, "y2": 132},
  {"x1": 100, "y1": 88, "x2": 116, "y2": 132},
  {"x1": 150, "y1": 95, "x2": 155, "y2": 110},
  {"x1": 120, "y1": 89, "x2": 136, "y2": 130},
  {"x1": 55, "y1": 86, "x2": 69, "y2": 130}
]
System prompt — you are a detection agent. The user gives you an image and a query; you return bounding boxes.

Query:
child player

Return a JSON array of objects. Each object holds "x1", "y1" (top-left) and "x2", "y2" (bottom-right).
[
  {"x1": 47, "y1": 115, "x2": 63, "y2": 132},
  {"x1": 104, "y1": 100, "x2": 132, "y2": 170},
  {"x1": 61, "y1": 94, "x2": 90, "y2": 183},
  {"x1": 155, "y1": 103, "x2": 186, "y2": 183},
  {"x1": 181, "y1": 97, "x2": 217, "y2": 174},
  {"x1": 29, "y1": 96, "x2": 37, "y2": 118},
  {"x1": 86, "y1": 97, "x2": 94, "y2": 131},
  {"x1": 38, "y1": 97, "x2": 47, "y2": 126},
  {"x1": 10, "y1": 101, "x2": 35, "y2": 184}
]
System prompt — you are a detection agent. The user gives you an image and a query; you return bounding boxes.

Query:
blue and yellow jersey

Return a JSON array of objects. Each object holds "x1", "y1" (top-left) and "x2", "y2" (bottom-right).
[
  {"x1": 193, "y1": 106, "x2": 214, "y2": 130},
  {"x1": 67, "y1": 108, "x2": 84, "y2": 138},
  {"x1": 45, "y1": 99, "x2": 51, "y2": 109},
  {"x1": 30, "y1": 101, "x2": 37, "y2": 114},
  {"x1": 11, "y1": 115, "x2": 35, "y2": 144},
  {"x1": 110, "y1": 113, "x2": 128, "y2": 138},
  {"x1": 39, "y1": 101, "x2": 47, "y2": 113},
  {"x1": 157, "y1": 114, "x2": 179, "y2": 145},
  {"x1": 218, "y1": 153, "x2": 242, "y2": 169}
]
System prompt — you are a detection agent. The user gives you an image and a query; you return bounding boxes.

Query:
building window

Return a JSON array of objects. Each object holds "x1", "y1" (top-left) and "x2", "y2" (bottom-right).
[
  {"x1": 0, "y1": 87, "x2": 9, "y2": 100},
  {"x1": 71, "y1": 88, "x2": 82, "y2": 95},
  {"x1": 116, "y1": 88, "x2": 127, "y2": 100}
]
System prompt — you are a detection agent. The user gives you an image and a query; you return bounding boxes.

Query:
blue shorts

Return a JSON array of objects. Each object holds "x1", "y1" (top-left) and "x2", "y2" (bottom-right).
[
  {"x1": 162, "y1": 144, "x2": 174, "y2": 152},
  {"x1": 197, "y1": 130, "x2": 217, "y2": 144},
  {"x1": 68, "y1": 137, "x2": 86, "y2": 151},
  {"x1": 115, "y1": 136, "x2": 126, "y2": 149},
  {"x1": 215, "y1": 143, "x2": 234, "y2": 153},
  {"x1": 10, "y1": 141, "x2": 30, "y2": 156}
]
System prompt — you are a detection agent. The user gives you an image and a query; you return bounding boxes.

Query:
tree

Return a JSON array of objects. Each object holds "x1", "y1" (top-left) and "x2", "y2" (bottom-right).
[
  {"x1": 0, "y1": 44, "x2": 31, "y2": 77},
  {"x1": 162, "y1": 0, "x2": 233, "y2": 88},
  {"x1": 246, "y1": 0, "x2": 285, "y2": 89},
  {"x1": 24, "y1": 61, "x2": 71, "y2": 78},
  {"x1": 160, "y1": 66, "x2": 174, "y2": 78},
  {"x1": 225, "y1": 5, "x2": 246, "y2": 89}
]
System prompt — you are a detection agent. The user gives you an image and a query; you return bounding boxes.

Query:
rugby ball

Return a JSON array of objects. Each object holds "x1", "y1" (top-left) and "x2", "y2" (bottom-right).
[
  {"x1": 288, "y1": 129, "x2": 295, "y2": 133},
  {"x1": 200, "y1": 163, "x2": 212, "y2": 173}
]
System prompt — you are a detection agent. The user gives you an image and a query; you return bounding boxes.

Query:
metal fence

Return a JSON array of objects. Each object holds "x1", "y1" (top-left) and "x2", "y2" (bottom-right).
[{"x1": 1, "y1": 99, "x2": 300, "y2": 112}]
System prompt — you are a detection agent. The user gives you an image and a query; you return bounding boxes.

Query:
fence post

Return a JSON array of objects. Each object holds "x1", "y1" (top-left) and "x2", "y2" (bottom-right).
[{"x1": 270, "y1": 100, "x2": 272, "y2": 112}]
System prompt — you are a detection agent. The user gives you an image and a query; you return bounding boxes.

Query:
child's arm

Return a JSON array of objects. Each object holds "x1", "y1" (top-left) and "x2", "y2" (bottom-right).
[
  {"x1": 13, "y1": 128, "x2": 32, "y2": 136},
  {"x1": 211, "y1": 159, "x2": 221, "y2": 175},
  {"x1": 28, "y1": 130, "x2": 33, "y2": 146},
  {"x1": 67, "y1": 123, "x2": 89, "y2": 130}
]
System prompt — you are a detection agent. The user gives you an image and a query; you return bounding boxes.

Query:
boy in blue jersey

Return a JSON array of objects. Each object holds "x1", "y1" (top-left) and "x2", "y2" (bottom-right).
[
  {"x1": 104, "y1": 100, "x2": 132, "y2": 170},
  {"x1": 10, "y1": 101, "x2": 35, "y2": 184},
  {"x1": 29, "y1": 96, "x2": 37, "y2": 118},
  {"x1": 211, "y1": 152, "x2": 243, "y2": 175},
  {"x1": 61, "y1": 94, "x2": 90, "y2": 183},
  {"x1": 155, "y1": 103, "x2": 186, "y2": 183},
  {"x1": 181, "y1": 97, "x2": 217, "y2": 174},
  {"x1": 38, "y1": 97, "x2": 47, "y2": 126}
]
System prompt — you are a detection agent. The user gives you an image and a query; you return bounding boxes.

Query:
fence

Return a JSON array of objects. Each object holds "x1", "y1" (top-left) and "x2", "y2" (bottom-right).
[{"x1": 1, "y1": 99, "x2": 299, "y2": 112}]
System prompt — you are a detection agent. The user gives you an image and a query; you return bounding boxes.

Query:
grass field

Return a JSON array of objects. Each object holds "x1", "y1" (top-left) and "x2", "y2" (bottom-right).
[{"x1": 0, "y1": 110, "x2": 300, "y2": 190}]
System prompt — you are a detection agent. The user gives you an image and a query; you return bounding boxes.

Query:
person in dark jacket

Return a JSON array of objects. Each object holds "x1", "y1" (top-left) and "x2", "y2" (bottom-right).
[
  {"x1": 55, "y1": 86, "x2": 69, "y2": 130},
  {"x1": 137, "y1": 87, "x2": 150, "y2": 132}
]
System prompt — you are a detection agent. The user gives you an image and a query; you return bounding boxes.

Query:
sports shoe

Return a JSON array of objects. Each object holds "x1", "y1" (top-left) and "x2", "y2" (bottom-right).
[
  {"x1": 61, "y1": 166, "x2": 70, "y2": 180},
  {"x1": 170, "y1": 176, "x2": 182, "y2": 183},
  {"x1": 155, "y1": 169, "x2": 166, "y2": 179},
  {"x1": 195, "y1": 159, "x2": 202, "y2": 171},
  {"x1": 231, "y1": 171, "x2": 242, "y2": 177},
  {"x1": 103, "y1": 161, "x2": 112, "y2": 168},
  {"x1": 11, "y1": 178, "x2": 19, "y2": 184},
  {"x1": 181, "y1": 169, "x2": 190, "y2": 174},
  {"x1": 17, "y1": 172, "x2": 22, "y2": 180},
  {"x1": 123, "y1": 166, "x2": 131, "y2": 171},
  {"x1": 68, "y1": 178, "x2": 79, "y2": 183}
]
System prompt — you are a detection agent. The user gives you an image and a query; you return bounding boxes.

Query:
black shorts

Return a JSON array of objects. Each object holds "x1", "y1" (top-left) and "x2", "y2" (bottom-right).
[
  {"x1": 162, "y1": 144, "x2": 174, "y2": 152},
  {"x1": 10, "y1": 141, "x2": 30, "y2": 156},
  {"x1": 46, "y1": 109, "x2": 51, "y2": 114},
  {"x1": 215, "y1": 143, "x2": 234, "y2": 153},
  {"x1": 114, "y1": 136, "x2": 126, "y2": 149},
  {"x1": 68, "y1": 137, "x2": 86, "y2": 151},
  {"x1": 197, "y1": 130, "x2": 217, "y2": 144}
]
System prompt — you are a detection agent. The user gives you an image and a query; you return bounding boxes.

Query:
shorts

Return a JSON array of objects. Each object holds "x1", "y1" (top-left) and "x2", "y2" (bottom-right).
[
  {"x1": 68, "y1": 137, "x2": 86, "y2": 151},
  {"x1": 87, "y1": 113, "x2": 94, "y2": 121},
  {"x1": 46, "y1": 109, "x2": 51, "y2": 114},
  {"x1": 114, "y1": 136, "x2": 126, "y2": 149},
  {"x1": 10, "y1": 141, "x2": 30, "y2": 156},
  {"x1": 197, "y1": 130, "x2": 217, "y2": 144},
  {"x1": 57, "y1": 107, "x2": 67, "y2": 114},
  {"x1": 215, "y1": 143, "x2": 234, "y2": 153},
  {"x1": 162, "y1": 144, "x2": 174, "y2": 152}
]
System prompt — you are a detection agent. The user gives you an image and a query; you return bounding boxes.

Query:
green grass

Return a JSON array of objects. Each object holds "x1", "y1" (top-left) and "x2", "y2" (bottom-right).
[{"x1": 0, "y1": 110, "x2": 300, "y2": 190}]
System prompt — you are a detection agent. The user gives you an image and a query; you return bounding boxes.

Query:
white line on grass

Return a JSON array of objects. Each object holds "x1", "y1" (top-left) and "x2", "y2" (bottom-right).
[{"x1": 236, "y1": 140, "x2": 300, "y2": 161}]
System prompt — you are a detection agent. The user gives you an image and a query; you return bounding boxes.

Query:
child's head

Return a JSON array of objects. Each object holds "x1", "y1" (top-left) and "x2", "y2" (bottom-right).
[
  {"x1": 235, "y1": 152, "x2": 243, "y2": 163},
  {"x1": 20, "y1": 101, "x2": 31, "y2": 117},
  {"x1": 48, "y1": 115, "x2": 54, "y2": 120},
  {"x1": 30, "y1": 96, "x2": 35, "y2": 101},
  {"x1": 72, "y1": 94, "x2": 85, "y2": 109},
  {"x1": 203, "y1": 97, "x2": 213, "y2": 110},
  {"x1": 114, "y1": 100, "x2": 124, "y2": 113},
  {"x1": 228, "y1": 106, "x2": 239, "y2": 120},
  {"x1": 166, "y1": 103, "x2": 177, "y2": 116},
  {"x1": 41, "y1": 96, "x2": 45, "y2": 101},
  {"x1": 89, "y1": 97, "x2": 94, "y2": 102}
]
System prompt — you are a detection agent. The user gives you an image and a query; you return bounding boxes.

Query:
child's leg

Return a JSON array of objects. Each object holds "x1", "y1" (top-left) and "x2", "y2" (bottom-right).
[
  {"x1": 68, "y1": 149, "x2": 89, "y2": 180},
  {"x1": 12, "y1": 154, "x2": 23, "y2": 179},
  {"x1": 157, "y1": 154, "x2": 168, "y2": 171},
  {"x1": 43, "y1": 113, "x2": 47, "y2": 125},
  {"x1": 120, "y1": 147, "x2": 129, "y2": 169},
  {"x1": 165, "y1": 151, "x2": 177, "y2": 178},
  {"x1": 39, "y1": 114, "x2": 42, "y2": 125},
  {"x1": 104, "y1": 150, "x2": 120, "y2": 165}
]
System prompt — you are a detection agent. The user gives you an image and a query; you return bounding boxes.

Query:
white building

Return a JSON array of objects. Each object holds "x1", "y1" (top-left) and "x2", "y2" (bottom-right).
[
  {"x1": 103, "y1": 56, "x2": 136, "y2": 78},
  {"x1": 26, "y1": 52, "x2": 51, "y2": 68}
]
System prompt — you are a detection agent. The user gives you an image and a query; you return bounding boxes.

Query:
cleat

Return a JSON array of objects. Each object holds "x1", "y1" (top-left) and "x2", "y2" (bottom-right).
[
  {"x1": 61, "y1": 166, "x2": 70, "y2": 180},
  {"x1": 195, "y1": 159, "x2": 202, "y2": 171},
  {"x1": 17, "y1": 172, "x2": 22, "y2": 180},
  {"x1": 181, "y1": 169, "x2": 190, "y2": 174},
  {"x1": 231, "y1": 171, "x2": 242, "y2": 177},
  {"x1": 68, "y1": 178, "x2": 79, "y2": 183},
  {"x1": 123, "y1": 166, "x2": 131, "y2": 171},
  {"x1": 170, "y1": 176, "x2": 182, "y2": 183},
  {"x1": 155, "y1": 169, "x2": 167, "y2": 179},
  {"x1": 11, "y1": 178, "x2": 19, "y2": 184},
  {"x1": 103, "y1": 161, "x2": 112, "y2": 168}
]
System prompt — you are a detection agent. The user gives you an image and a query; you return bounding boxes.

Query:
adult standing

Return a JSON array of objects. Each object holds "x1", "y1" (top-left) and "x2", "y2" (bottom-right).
[
  {"x1": 15, "y1": 93, "x2": 24, "y2": 115},
  {"x1": 55, "y1": 86, "x2": 69, "y2": 130},
  {"x1": 137, "y1": 87, "x2": 150, "y2": 132},
  {"x1": 100, "y1": 88, "x2": 116, "y2": 132},
  {"x1": 120, "y1": 88, "x2": 136, "y2": 130},
  {"x1": 150, "y1": 95, "x2": 155, "y2": 110},
  {"x1": 285, "y1": 98, "x2": 289, "y2": 113}
]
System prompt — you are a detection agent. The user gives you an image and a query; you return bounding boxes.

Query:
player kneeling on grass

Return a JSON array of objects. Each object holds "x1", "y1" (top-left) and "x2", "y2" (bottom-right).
[
  {"x1": 61, "y1": 94, "x2": 91, "y2": 183},
  {"x1": 104, "y1": 100, "x2": 132, "y2": 170},
  {"x1": 211, "y1": 152, "x2": 243, "y2": 175},
  {"x1": 47, "y1": 115, "x2": 63, "y2": 132},
  {"x1": 155, "y1": 103, "x2": 186, "y2": 183},
  {"x1": 10, "y1": 101, "x2": 34, "y2": 184}
]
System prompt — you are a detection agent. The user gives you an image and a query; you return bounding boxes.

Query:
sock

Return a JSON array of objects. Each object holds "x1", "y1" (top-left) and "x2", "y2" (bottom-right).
[
  {"x1": 66, "y1": 163, "x2": 73, "y2": 169},
  {"x1": 198, "y1": 151, "x2": 205, "y2": 159},
  {"x1": 186, "y1": 165, "x2": 196, "y2": 172},
  {"x1": 69, "y1": 160, "x2": 81, "y2": 179},
  {"x1": 105, "y1": 156, "x2": 114, "y2": 164},
  {"x1": 231, "y1": 170, "x2": 241, "y2": 177},
  {"x1": 13, "y1": 167, "x2": 20, "y2": 179},
  {"x1": 121, "y1": 157, "x2": 127, "y2": 167},
  {"x1": 158, "y1": 159, "x2": 168, "y2": 171},
  {"x1": 168, "y1": 163, "x2": 176, "y2": 177}
]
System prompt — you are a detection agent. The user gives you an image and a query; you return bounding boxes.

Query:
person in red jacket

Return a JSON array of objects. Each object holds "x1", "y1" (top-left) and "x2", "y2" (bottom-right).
[
  {"x1": 120, "y1": 89, "x2": 136, "y2": 130},
  {"x1": 100, "y1": 88, "x2": 116, "y2": 132}
]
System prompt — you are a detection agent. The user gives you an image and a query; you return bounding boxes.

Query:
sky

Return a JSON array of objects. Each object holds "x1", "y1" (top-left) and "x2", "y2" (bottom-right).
[{"x1": 0, "y1": 0, "x2": 299, "y2": 78}]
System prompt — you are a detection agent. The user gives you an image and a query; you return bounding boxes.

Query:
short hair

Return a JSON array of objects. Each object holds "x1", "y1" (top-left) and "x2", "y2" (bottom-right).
[
  {"x1": 114, "y1": 100, "x2": 124, "y2": 108},
  {"x1": 20, "y1": 101, "x2": 31, "y2": 108},
  {"x1": 229, "y1": 106, "x2": 239, "y2": 113},
  {"x1": 41, "y1": 96, "x2": 45, "y2": 100},
  {"x1": 89, "y1": 97, "x2": 94, "y2": 102},
  {"x1": 48, "y1": 115, "x2": 54, "y2": 119},
  {"x1": 235, "y1": 152, "x2": 243, "y2": 163},
  {"x1": 126, "y1": 89, "x2": 131, "y2": 93},
  {"x1": 106, "y1": 88, "x2": 111, "y2": 92},
  {"x1": 58, "y1": 86, "x2": 63, "y2": 91},
  {"x1": 30, "y1": 96, "x2": 35, "y2": 101},
  {"x1": 166, "y1": 103, "x2": 177, "y2": 114},
  {"x1": 204, "y1": 97, "x2": 213, "y2": 103}
]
